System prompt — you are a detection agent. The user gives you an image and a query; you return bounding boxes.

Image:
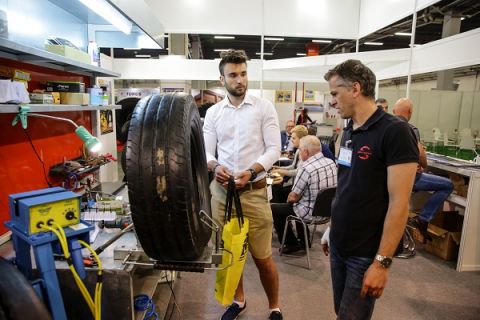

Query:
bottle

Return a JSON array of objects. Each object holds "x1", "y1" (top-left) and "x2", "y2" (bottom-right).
[{"x1": 87, "y1": 41, "x2": 100, "y2": 67}]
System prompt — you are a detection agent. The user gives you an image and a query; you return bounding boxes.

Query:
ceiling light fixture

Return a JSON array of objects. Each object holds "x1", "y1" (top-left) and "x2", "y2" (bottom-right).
[
  {"x1": 214, "y1": 49, "x2": 229, "y2": 52},
  {"x1": 296, "y1": 53, "x2": 307, "y2": 56},
  {"x1": 461, "y1": 17, "x2": 465, "y2": 20},
  {"x1": 395, "y1": 32, "x2": 412, "y2": 36},
  {"x1": 135, "y1": 54, "x2": 151, "y2": 58},
  {"x1": 312, "y1": 39, "x2": 332, "y2": 43},
  {"x1": 364, "y1": 42, "x2": 383, "y2": 46},
  {"x1": 78, "y1": 0, "x2": 132, "y2": 34},
  {"x1": 264, "y1": 37, "x2": 284, "y2": 41},
  {"x1": 256, "y1": 52, "x2": 273, "y2": 56},
  {"x1": 214, "y1": 35, "x2": 235, "y2": 39},
  {"x1": 124, "y1": 48, "x2": 141, "y2": 50}
]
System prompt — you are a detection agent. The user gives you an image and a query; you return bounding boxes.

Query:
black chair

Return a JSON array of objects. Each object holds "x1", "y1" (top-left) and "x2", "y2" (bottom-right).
[{"x1": 280, "y1": 187, "x2": 336, "y2": 269}]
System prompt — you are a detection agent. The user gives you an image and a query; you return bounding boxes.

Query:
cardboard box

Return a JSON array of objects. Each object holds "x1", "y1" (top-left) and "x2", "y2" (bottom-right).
[
  {"x1": 46, "y1": 81, "x2": 85, "y2": 93},
  {"x1": 87, "y1": 87, "x2": 104, "y2": 106},
  {"x1": 29, "y1": 93, "x2": 54, "y2": 104},
  {"x1": 60, "y1": 92, "x2": 89, "y2": 105},
  {"x1": 425, "y1": 211, "x2": 462, "y2": 261},
  {"x1": 45, "y1": 44, "x2": 91, "y2": 65}
]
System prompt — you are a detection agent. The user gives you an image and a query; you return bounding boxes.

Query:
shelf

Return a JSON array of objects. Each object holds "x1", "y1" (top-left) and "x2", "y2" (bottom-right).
[
  {"x1": 0, "y1": 38, "x2": 120, "y2": 78},
  {"x1": 0, "y1": 103, "x2": 121, "y2": 113}
]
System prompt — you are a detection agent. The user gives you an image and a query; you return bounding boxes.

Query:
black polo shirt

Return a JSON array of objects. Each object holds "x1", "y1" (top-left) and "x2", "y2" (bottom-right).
[{"x1": 330, "y1": 108, "x2": 419, "y2": 258}]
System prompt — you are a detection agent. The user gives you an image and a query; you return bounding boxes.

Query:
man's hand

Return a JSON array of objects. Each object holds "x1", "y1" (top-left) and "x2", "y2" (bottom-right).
[
  {"x1": 360, "y1": 262, "x2": 389, "y2": 299},
  {"x1": 234, "y1": 171, "x2": 251, "y2": 189},
  {"x1": 271, "y1": 168, "x2": 288, "y2": 178},
  {"x1": 214, "y1": 165, "x2": 232, "y2": 185},
  {"x1": 322, "y1": 243, "x2": 329, "y2": 256}
]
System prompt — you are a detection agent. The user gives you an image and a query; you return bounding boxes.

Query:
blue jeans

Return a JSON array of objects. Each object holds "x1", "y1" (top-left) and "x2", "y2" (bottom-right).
[
  {"x1": 413, "y1": 173, "x2": 454, "y2": 222},
  {"x1": 330, "y1": 245, "x2": 376, "y2": 320}
]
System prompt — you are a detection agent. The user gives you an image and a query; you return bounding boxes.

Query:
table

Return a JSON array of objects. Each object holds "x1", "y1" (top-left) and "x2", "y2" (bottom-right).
[{"x1": 427, "y1": 153, "x2": 480, "y2": 271}]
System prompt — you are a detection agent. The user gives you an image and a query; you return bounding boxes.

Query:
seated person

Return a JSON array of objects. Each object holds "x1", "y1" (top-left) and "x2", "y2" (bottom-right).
[
  {"x1": 271, "y1": 125, "x2": 309, "y2": 203},
  {"x1": 393, "y1": 98, "x2": 454, "y2": 242},
  {"x1": 296, "y1": 108, "x2": 315, "y2": 125},
  {"x1": 280, "y1": 120, "x2": 295, "y2": 153},
  {"x1": 271, "y1": 136, "x2": 337, "y2": 254},
  {"x1": 376, "y1": 97, "x2": 388, "y2": 112}
]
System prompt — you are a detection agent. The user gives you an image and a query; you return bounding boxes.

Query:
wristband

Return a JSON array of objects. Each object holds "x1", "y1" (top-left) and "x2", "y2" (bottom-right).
[{"x1": 213, "y1": 163, "x2": 221, "y2": 173}]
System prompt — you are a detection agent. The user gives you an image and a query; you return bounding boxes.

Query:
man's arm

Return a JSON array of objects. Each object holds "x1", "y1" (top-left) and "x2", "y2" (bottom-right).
[
  {"x1": 287, "y1": 192, "x2": 300, "y2": 203},
  {"x1": 361, "y1": 162, "x2": 417, "y2": 299},
  {"x1": 418, "y1": 142, "x2": 427, "y2": 170},
  {"x1": 203, "y1": 108, "x2": 232, "y2": 184}
]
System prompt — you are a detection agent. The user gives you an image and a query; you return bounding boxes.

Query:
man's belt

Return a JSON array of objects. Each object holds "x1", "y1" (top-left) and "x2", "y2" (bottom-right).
[{"x1": 238, "y1": 178, "x2": 267, "y2": 192}]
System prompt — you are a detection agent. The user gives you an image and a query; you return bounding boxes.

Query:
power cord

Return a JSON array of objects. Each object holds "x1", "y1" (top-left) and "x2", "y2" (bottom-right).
[
  {"x1": 23, "y1": 128, "x2": 52, "y2": 187},
  {"x1": 164, "y1": 273, "x2": 183, "y2": 320}
]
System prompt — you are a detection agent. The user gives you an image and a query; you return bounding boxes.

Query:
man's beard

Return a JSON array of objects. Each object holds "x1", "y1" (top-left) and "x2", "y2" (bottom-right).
[{"x1": 225, "y1": 83, "x2": 247, "y2": 97}]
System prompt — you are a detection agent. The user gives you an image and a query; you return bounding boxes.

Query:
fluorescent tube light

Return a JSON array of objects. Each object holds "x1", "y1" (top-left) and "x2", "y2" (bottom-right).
[
  {"x1": 264, "y1": 37, "x2": 284, "y2": 41},
  {"x1": 124, "y1": 48, "x2": 141, "y2": 50},
  {"x1": 214, "y1": 49, "x2": 229, "y2": 52},
  {"x1": 256, "y1": 52, "x2": 273, "y2": 56},
  {"x1": 312, "y1": 39, "x2": 332, "y2": 43},
  {"x1": 364, "y1": 42, "x2": 383, "y2": 46},
  {"x1": 296, "y1": 53, "x2": 307, "y2": 56},
  {"x1": 78, "y1": 0, "x2": 132, "y2": 34},
  {"x1": 214, "y1": 35, "x2": 235, "y2": 39},
  {"x1": 395, "y1": 32, "x2": 412, "y2": 36},
  {"x1": 135, "y1": 54, "x2": 151, "y2": 58}
]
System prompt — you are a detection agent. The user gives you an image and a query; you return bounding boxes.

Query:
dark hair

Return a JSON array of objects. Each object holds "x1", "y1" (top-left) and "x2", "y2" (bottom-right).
[
  {"x1": 375, "y1": 98, "x2": 387, "y2": 104},
  {"x1": 324, "y1": 59, "x2": 376, "y2": 99},
  {"x1": 218, "y1": 49, "x2": 248, "y2": 75}
]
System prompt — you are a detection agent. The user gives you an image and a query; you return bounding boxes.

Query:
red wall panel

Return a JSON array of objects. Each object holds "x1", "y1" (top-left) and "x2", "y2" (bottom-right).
[{"x1": 0, "y1": 59, "x2": 93, "y2": 235}]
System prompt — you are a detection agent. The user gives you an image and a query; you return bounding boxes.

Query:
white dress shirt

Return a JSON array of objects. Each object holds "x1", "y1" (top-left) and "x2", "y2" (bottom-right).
[{"x1": 203, "y1": 93, "x2": 281, "y2": 180}]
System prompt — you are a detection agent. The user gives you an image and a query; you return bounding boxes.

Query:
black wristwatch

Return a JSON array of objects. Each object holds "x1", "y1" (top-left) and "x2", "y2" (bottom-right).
[
  {"x1": 375, "y1": 254, "x2": 393, "y2": 269},
  {"x1": 247, "y1": 168, "x2": 257, "y2": 181}
]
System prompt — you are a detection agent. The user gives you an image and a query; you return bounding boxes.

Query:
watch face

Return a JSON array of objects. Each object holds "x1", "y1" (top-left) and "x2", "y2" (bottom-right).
[{"x1": 382, "y1": 257, "x2": 392, "y2": 268}]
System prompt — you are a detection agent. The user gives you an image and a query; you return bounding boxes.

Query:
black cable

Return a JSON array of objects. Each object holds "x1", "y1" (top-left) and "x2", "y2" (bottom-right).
[
  {"x1": 23, "y1": 128, "x2": 52, "y2": 187},
  {"x1": 164, "y1": 273, "x2": 182, "y2": 320}
]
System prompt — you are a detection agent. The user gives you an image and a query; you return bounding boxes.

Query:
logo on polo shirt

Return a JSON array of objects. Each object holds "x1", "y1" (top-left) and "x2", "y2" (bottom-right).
[{"x1": 358, "y1": 145, "x2": 372, "y2": 160}]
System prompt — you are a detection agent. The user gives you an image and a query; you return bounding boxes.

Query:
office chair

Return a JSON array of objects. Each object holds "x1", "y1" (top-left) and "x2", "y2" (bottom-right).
[{"x1": 280, "y1": 187, "x2": 336, "y2": 269}]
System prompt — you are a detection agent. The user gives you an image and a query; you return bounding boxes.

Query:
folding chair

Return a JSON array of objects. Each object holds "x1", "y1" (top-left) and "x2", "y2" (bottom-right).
[{"x1": 280, "y1": 187, "x2": 336, "y2": 269}]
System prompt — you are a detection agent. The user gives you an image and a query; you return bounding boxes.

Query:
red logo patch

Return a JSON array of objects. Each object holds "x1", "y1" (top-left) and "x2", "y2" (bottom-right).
[{"x1": 358, "y1": 145, "x2": 372, "y2": 160}]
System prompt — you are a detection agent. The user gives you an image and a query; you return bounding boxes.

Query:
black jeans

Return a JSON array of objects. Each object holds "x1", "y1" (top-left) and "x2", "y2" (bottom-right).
[{"x1": 271, "y1": 203, "x2": 309, "y2": 247}]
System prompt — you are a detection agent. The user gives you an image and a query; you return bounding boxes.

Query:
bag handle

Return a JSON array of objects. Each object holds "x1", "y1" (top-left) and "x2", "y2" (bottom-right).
[{"x1": 224, "y1": 176, "x2": 244, "y2": 228}]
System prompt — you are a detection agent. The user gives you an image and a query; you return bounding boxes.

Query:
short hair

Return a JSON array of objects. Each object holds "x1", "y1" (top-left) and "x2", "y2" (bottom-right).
[
  {"x1": 299, "y1": 135, "x2": 321, "y2": 153},
  {"x1": 375, "y1": 98, "x2": 388, "y2": 105},
  {"x1": 324, "y1": 59, "x2": 376, "y2": 99},
  {"x1": 218, "y1": 49, "x2": 248, "y2": 75},
  {"x1": 291, "y1": 125, "x2": 308, "y2": 138}
]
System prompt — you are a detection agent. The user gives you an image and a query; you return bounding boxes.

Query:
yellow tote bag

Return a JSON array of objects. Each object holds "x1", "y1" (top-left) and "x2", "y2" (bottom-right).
[{"x1": 215, "y1": 177, "x2": 249, "y2": 305}]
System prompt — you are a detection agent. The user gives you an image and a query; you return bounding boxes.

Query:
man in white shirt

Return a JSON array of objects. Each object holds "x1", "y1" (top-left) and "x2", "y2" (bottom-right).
[{"x1": 203, "y1": 50, "x2": 282, "y2": 320}]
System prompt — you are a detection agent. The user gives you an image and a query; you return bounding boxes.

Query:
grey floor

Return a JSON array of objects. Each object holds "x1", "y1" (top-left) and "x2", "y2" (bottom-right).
[{"x1": 166, "y1": 227, "x2": 480, "y2": 320}]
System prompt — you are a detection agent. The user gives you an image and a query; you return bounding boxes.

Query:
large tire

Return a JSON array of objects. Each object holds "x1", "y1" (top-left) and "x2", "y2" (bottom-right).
[
  {"x1": 116, "y1": 97, "x2": 140, "y2": 143},
  {"x1": 126, "y1": 93, "x2": 212, "y2": 261},
  {"x1": 0, "y1": 258, "x2": 51, "y2": 320}
]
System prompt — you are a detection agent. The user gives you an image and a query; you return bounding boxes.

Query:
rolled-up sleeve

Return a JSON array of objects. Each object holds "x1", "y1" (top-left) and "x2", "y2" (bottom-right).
[
  {"x1": 256, "y1": 102, "x2": 281, "y2": 171},
  {"x1": 203, "y1": 108, "x2": 217, "y2": 163}
]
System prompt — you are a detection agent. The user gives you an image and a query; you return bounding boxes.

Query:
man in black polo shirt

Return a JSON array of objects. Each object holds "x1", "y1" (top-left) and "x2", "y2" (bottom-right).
[{"x1": 324, "y1": 60, "x2": 419, "y2": 319}]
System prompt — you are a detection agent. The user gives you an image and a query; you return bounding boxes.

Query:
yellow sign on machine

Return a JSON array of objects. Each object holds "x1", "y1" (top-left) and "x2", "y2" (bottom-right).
[
  {"x1": 28, "y1": 198, "x2": 80, "y2": 234},
  {"x1": 9, "y1": 187, "x2": 81, "y2": 235}
]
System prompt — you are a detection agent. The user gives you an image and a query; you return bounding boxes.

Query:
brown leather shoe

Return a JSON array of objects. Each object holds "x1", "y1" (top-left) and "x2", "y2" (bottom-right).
[{"x1": 279, "y1": 244, "x2": 301, "y2": 254}]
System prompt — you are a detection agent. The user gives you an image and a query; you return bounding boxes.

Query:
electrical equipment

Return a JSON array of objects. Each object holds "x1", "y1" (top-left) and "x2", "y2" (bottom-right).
[{"x1": 9, "y1": 187, "x2": 81, "y2": 235}]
